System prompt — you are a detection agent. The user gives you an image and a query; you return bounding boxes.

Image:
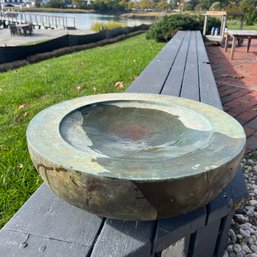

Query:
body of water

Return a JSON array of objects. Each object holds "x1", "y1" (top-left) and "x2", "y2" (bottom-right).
[{"x1": 18, "y1": 12, "x2": 152, "y2": 30}]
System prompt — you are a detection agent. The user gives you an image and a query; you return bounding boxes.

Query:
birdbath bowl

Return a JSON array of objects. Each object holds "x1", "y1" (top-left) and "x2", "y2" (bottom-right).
[{"x1": 27, "y1": 93, "x2": 246, "y2": 220}]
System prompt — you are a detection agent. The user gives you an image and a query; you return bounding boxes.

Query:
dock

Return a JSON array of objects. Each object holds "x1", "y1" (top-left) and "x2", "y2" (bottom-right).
[{"x1": 0, "y1": 11, "x2": 76, "y2": 30}]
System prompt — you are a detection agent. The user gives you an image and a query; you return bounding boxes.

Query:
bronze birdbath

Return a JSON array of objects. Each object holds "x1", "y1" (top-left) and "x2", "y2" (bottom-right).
[{"x1": 27, "y1": 93, "x2": 246, "y2": 220}]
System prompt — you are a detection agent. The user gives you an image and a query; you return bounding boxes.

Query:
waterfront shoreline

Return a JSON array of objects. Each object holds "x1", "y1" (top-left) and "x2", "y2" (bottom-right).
[
  {"x1": 0, "y1": 28, "x2": 92, "y2": 47},
  {"x1": 8, "y1": 7, "x2": 96, "y2": 14}
]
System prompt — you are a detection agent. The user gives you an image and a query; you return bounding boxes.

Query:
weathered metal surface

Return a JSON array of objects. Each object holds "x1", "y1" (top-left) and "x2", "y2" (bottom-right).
[{"x1": 27, "y1": 93, "x2": 246, "y2": 220}]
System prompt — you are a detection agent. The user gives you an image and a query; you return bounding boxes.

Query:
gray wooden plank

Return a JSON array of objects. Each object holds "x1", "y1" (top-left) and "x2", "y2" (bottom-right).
[
  {"x1": 215, "y1": 214, "x2": 233, "y2": 257},
  {"x1": 190, "y1": 219, "x2": 221, "y2": 257},
  {"x1": 153, "y1": 207, "x2": 206, "y2": 253},
  {"x1": 195, "y1": 31, "x2": 209, "y2": 64},
  {"x1": 90, "y1": 219, "x2": 155, "y2": 257},
  {"x1": 126, "y1": 31, "x2": 187, "y2": 94},
  {"x1": 3, "y1": 183, "x2": 103, "y2": 247},
  {"x1": 196, "y1": 31, "x2": 223, "y2": 109},
  {"x1": 230, "y1": 166, "x2": 248, "y2": 204},
  {"x1": 206, "y1": 182, "x2": 233, "y2": 225},
  {"x1": 161, "y1": 31, "x2": 191, "y2": 96},
  {"x1": 206, "y1": 167, "x2": 247, "y2": 224},
  {"x1": 180, "y1": 31, "x2": 200, "y2": 101},
  {"x1": 0, "y1": 229, "x2": 90, "y2": 257}
]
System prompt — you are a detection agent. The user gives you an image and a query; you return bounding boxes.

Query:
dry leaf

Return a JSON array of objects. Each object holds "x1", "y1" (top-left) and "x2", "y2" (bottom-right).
[
  {"x1": 17, "y1": 163, "x2": 23, "y2": 169},
  {"x1": 115, "y1": 81, "x2": 124, "y2": 89},
  {"x1": 23, "y1": 112, "x2": 29, "y2": 118},
  {"x1": 93, "y1": 86, "x2": 97, "y2": 93},
  {"x1": 76, "y1": 85, "x2": 83, "y2": 92},
  {"x1": 18, "y1": 103, "x2": 28, "y2": 110}
]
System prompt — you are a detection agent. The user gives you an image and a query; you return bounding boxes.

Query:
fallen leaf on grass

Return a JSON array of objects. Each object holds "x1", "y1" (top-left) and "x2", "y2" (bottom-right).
[
  {"x1": 17, "y1": 163, "x2": 23, "y2": 169},
  {"x1": 115, "y1": 81, "x2": 124, "y2": 89},
  {"x1": 76, "y1": 85, "x2": 84, "y2": 92},
  {"x1": 18, "y1": 103, "x2": 28, "y2": 110},
  {"x1": 93, "y1": 86, "x2": 97, "y2": 93},
  {"x1": 23, "y1": 112, "x2": 29, "y2": 118}
]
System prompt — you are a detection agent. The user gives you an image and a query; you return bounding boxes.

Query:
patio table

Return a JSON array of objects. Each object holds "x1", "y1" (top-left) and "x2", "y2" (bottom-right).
[{"x1": 225, "y1": 30, "x2": 257, "y2": 59}]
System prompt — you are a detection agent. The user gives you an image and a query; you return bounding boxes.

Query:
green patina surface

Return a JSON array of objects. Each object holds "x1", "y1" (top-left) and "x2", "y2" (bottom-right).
[{"x1": 27, "y1": 93, "x2": 246, "y2": 220}]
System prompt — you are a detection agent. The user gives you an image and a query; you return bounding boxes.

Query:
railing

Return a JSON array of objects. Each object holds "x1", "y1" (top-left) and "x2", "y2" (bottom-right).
[{"x1": 0, "y1": 11, "x2": 76, "y2": 29}]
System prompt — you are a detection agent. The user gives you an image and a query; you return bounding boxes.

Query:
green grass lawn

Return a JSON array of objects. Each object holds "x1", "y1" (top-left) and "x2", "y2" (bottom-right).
[
  {"x1": 227, "y1": 19, "x2": 257, "y2": 30},
  {"x1": 0, "y1": 34, "x2": 165, "y2": 227}
]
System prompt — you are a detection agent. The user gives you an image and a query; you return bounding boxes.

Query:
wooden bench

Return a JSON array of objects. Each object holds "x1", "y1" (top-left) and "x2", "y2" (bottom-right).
[{"x1": 0, "y1": 30, "x2": 248, "y2": 257}]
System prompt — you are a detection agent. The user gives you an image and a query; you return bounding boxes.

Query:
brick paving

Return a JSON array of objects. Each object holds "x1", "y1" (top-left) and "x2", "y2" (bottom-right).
[{"x1": 206, "y1": 39, "x2": 257, "y2": 153}]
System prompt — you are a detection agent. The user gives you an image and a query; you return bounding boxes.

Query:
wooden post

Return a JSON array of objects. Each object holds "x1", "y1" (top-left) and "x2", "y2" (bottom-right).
[
  {"x1": 230, "y1": 36, "x2": 237, "y2": 59},
  {"x1": 240, "y1": 16, "x2": 243, "y2": 30},
  {"x1": 247, "y1": 38, "x2": 251, "y2": 52},
  {"x1": 220, "y1": 16, "x2": 226, "y2": 38},
  {"x1": 224, "y1": 34, "x2": 229, "y2": 52},
  {"x1": 203, "y1": 15, "x2": 207, "y2": 36}
]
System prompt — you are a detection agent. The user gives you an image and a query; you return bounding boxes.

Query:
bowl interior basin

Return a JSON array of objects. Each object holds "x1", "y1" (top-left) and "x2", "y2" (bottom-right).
[{"x1": 60, "y1": 101, "x2": 213, "y2": 160}]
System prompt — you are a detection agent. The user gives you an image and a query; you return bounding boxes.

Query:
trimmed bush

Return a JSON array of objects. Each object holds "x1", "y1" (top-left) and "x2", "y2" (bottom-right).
[{"x1": 146, "y1": 14, "x2": 220, "y2": 42}]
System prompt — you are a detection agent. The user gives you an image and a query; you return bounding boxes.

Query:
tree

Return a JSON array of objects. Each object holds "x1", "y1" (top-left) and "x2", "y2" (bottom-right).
[
  {"x1": 240, "y1": 0, "x2": 257, "y2": 25},
  {"x1": 240, "y1": 0, "x2": 256, "y2": 13},
  {"x1": 90, "y1": 0, "x2": 125, "y2": 11},
  {"x1": 35, "y1": 0, "x2": 41, "y2": 7},
  {"x1": 183, "y1": 2, "x2": 193, "y2": 11},
  {"x1": 138, "y1": 0, "x2": 152, "y2": 10},
  {"x1": 127, "y1": 1, "x2": 135, "y2": 9},
  {"x1": 170, "y1": 0, "x2": 179, "y2": 9},
  {"x1": 119, "y1": 0, "x2": 127, "y2": 9},
  {"x1": 46, "y1": 0, "x2": 65, "y2": 8},
  {"x1": 194, "y1": 3, "x2": 208, "y2": 11},
  {"x1": 209, "y1": 1, "x2": 221, "y2": 10},
  {"x1": 156, "y1": 0, "x2": 169, "y2": 10}
]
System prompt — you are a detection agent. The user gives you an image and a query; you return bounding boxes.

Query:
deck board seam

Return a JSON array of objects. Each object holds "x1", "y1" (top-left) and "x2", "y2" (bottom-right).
[
  {"x1": 159, "y1": 31, "x2": 187, "y2": 95},
  {"x1": 179, "y1": 31, "x2": 192, "y2": 97}
]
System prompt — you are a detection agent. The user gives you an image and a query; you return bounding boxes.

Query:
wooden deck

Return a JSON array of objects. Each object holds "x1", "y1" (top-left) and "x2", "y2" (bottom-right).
[{"x1": 0, "y1": 31, "x2": 248, "y2": 257}]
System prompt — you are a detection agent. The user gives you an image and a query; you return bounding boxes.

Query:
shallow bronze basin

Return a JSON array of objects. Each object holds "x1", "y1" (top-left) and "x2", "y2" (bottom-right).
[{"x1": 27, "y1": 93, "x2": 246, "y2": 220}]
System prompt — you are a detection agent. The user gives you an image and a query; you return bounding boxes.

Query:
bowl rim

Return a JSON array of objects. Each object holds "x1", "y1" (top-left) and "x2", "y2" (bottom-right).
[{"x1": 27, "y1": 93, "x2": 246, "y2": 181}]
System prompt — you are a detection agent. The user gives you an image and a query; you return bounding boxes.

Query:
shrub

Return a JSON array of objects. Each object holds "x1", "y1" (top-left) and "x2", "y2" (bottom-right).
[
  {"x1": 245, "y1": 9, "x2": 257, "y2": 25},
  {"x1": 146, "y1": 15, "x2": 201, "y2": 42},
  {"x1": 91, "y1": 21, "x2": 125, "y2": 32},
  {"x1": 146, "y1": 14, "x2": 220, "y2": 42}
]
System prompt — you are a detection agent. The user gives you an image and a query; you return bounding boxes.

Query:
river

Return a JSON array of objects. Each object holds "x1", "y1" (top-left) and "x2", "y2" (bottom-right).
[{"x1": 18, "y1": 12, "x2": 152, "y2": 31}]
